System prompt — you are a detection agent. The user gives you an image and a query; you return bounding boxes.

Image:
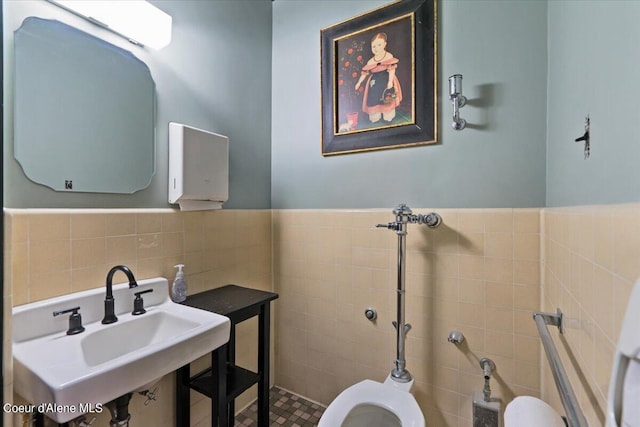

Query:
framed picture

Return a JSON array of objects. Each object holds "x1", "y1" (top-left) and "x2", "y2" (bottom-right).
[{"x1": 320, "y1": 0, "x2": 436, "y2": 156}]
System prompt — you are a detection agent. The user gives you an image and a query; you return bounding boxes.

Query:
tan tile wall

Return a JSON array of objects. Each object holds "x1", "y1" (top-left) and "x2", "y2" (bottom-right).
[
  {"x1": 272, "y1": 208, "x2": 542, "y2": 426},
  {"x1": 542, "y1": 204, "x2": 640, "y2": 426},
  {"x1": 3, "y1": 208, "x2": 272, "y2": 427},
  {"x1": 8, "y1": 205, "x2": 632, "y2": 426}
]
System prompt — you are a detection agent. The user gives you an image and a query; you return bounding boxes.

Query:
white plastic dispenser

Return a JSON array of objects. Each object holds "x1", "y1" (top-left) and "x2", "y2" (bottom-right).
[
  {"x1": 171, "y1": 264, "x2": 187, "y2": 303},
  {"x1": 168, "y1": 122, "x2": 229, "y2": 211}
]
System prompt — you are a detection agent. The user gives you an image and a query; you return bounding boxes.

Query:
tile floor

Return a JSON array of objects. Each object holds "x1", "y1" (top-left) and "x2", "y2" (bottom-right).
[{"x1": 235, "y1": 387, "x2": 325, "y2": 427}]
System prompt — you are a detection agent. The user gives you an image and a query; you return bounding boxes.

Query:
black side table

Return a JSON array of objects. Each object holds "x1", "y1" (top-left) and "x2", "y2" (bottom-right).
[{"x1": 176, "y1": 285, "x2": 278, "y2": 427}]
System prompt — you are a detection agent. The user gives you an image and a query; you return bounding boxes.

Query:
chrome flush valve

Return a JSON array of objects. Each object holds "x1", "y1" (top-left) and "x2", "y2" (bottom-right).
[{"x1": 377, "y1": 203, "x2": 442, "y2": 231}]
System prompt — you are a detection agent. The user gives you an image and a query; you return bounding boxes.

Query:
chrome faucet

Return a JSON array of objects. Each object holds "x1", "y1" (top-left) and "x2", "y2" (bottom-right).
[{"x1": 102, "y1": 265, "x2": 138, "y2": 324}]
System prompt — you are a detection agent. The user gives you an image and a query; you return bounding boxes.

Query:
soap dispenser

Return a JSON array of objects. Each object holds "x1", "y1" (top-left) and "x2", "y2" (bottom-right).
[{"x1": 171, "y1": 264, "x2": 188, "y2": 302}]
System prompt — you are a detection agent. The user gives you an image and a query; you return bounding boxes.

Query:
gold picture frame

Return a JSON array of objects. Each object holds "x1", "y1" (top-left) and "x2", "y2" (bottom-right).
[{"x1": 321, "y1": 0, "x2": 436, "y2": 156}]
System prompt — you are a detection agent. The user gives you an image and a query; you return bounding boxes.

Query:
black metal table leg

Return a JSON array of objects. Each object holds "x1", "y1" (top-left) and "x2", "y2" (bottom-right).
[
  {"x1": 226, "y1": 322, "x2": 236, "y2": 427},
  {"x1": 176, "y1": 365, "x2": 190, "y2": 427},
  {"x1": 258, "y1": 303, "x2": 270, "y2": 426},
  {"x1": 212, "y1": 345, "x2": 227, "y2": 427}
]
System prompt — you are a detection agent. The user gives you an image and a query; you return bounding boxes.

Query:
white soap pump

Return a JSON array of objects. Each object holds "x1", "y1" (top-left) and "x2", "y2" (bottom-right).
[{"x1": 171, "y1": 264, "x2": 188, "y2": 302}]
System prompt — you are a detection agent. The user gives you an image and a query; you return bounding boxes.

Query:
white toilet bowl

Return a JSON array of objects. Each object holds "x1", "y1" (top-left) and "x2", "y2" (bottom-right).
[{"x1": 318, "y1": 375, "x2": 425, "y2": 427}]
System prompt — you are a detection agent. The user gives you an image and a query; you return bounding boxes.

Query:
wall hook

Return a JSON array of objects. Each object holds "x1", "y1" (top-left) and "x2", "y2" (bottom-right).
[{"x1": 574, "y1": 115, "x2": 590, "y2": 159}]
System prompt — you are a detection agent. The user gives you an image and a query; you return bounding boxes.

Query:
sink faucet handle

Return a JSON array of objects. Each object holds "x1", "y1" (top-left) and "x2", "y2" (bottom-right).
[
  {"x1": 53, "y1": 306, "x2": 85, "y2": 335},
  {"x1": 132, "y1": 289, "x2": 154, "y2": 315}
]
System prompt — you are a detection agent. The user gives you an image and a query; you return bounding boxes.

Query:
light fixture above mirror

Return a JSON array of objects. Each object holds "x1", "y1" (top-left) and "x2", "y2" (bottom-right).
[{"x1": 46, "y1": 0, "x2": 172, "y2": 49}]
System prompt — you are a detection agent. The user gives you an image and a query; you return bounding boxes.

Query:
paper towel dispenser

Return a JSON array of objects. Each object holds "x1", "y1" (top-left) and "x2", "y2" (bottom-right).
[{"x1": 168, "y1": 122, "x2": 229, "y2": 211}]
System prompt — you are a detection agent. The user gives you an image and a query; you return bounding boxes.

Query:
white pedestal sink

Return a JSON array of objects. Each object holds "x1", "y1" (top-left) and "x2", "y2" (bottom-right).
[{"x1": 12, "y1": 277, "x2": 230, "y2": 423}]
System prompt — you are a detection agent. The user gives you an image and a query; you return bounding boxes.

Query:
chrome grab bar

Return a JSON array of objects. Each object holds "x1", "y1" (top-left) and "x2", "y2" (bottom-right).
[{"x1": 533, "y1": 309, "x2": 588, "y2": 427}]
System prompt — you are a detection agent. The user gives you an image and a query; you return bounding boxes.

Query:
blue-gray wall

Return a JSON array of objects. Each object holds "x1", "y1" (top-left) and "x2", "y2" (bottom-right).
[
  {"x1": 6, "y1": 1, "x2": 639, "y2": 210},
  {"x1": 546, "y1": 1, "x2": 640, "y2": 206},
  {"x1": 3, "y1": 0, "x2": 272, "y2": 209},
  {"x1": 271, "y1": 0, "x2": 548, "y2": 208}
]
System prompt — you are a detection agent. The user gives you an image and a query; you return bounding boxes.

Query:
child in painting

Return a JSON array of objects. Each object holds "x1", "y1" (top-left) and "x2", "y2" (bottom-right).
[{"x1": 354, "y1": 32, "x2": 403, "y2": 123}]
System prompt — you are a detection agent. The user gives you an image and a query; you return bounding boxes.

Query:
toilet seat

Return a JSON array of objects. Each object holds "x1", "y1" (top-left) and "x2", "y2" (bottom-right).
[
  {"x1": 606, "y1": 277, "x2": 640, "y2": 427},
  {"x1": 318, "y1": 379, "x2": 425, "y2": 427}
]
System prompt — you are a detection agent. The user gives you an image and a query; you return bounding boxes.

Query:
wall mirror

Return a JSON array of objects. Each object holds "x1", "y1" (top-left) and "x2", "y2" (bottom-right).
[{"x1": 14, "y1": 17, "x2": 156, "y2": 194}]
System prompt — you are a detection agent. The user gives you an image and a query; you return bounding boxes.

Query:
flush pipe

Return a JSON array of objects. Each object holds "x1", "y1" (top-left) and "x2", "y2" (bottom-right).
[{"x1": 377, "y1": 204, "x2": 442, "y2": 382}]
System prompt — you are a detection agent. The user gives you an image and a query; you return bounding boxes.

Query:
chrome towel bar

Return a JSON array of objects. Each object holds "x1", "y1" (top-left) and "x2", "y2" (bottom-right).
[{"x1": 533, "y1": 309, "x2": 588, "y2": 427}]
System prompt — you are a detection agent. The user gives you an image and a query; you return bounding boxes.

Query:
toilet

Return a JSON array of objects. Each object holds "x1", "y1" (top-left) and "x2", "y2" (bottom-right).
[
  {"x1": 318, "y1": 375, "x2": 425, "y2": 427},
  {"x1": 606, "y1": 277, "x2": 640, "y2": 427},
  {"x1": 319, "y1": 204, "x2": 430, "y2": 427},
  {"x1": 506, "y1": 277, "x2": 640, "y2": 427}
]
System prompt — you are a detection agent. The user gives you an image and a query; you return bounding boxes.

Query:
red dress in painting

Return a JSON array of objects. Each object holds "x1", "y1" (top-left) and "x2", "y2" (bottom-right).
[{"x1": 360, "y1": 57, "x2": 402, "y2": 118}]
